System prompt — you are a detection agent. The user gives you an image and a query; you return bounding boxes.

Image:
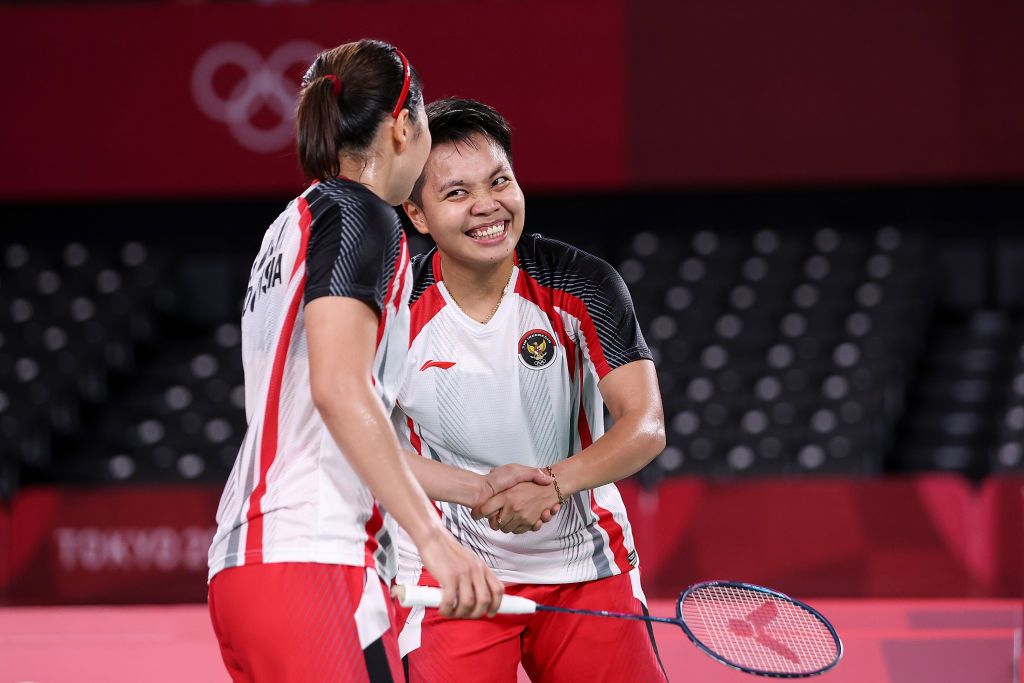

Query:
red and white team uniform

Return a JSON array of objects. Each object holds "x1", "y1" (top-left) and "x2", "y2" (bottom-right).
[
  {"x1": 208, "y1": 178, "x2": 410, "y2": 682},
  {"x1": 391, "y1": 234, "x2": 667, "y2": 682}
]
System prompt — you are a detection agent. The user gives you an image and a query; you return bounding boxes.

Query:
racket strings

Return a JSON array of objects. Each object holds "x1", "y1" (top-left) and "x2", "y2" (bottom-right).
[{"x1": 682, "y1": 585, "x2": 838, "y2": 675}]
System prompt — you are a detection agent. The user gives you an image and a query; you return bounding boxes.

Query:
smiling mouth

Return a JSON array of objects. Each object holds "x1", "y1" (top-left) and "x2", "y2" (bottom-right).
[{"x1": 466, "y1": 220, "x2": 508, "y2": 241}]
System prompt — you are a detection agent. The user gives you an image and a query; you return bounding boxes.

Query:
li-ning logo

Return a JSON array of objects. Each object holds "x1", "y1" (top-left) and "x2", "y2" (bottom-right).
[
  {"x1": 192, "y1": 41, "x2": 321, "y2": 153},
  {"x1": 420, "y1": 360, "x2": 456, "y2": 372}
]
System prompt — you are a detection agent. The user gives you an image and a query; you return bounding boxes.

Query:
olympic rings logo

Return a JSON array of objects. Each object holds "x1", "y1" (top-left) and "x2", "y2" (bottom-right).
[{"x1": 192, "y1": 41, "x2": 321, "y2": 153}]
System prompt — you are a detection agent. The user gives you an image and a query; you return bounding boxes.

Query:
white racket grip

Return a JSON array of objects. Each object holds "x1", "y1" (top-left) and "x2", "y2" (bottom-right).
[{"x1": 393, "y1": 585, "x2": 538, "y2": 615}]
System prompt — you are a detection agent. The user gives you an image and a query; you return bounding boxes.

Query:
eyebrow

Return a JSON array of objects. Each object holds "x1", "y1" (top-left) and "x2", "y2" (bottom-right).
[{"x1": 436, "y1": 165, "x2": 508, "y2": 194}]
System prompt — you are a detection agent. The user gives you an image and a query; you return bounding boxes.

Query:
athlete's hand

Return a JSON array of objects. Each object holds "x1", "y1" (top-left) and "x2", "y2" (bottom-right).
[
  {"x1": 472, "y1": 481, "x2": 562, "y2": 534},
  {"x1": 484, "y1": 464, "x2": 553, "y2": 496},
  {"x1": 415, "y1": 526, "x2": 504, "y2": 619},
  {"x1": 469, "y1": 465, "x2": 554, "y2": 532}
]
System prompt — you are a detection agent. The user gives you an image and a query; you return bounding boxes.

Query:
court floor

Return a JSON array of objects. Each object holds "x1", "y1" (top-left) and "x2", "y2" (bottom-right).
[{"x1": 1, "y1": 599, "x2": 1021, "y2": 682}]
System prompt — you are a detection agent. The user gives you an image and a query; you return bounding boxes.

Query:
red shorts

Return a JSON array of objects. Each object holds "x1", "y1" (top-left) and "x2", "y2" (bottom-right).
[
  {"x1": 209, "y1": 562, "x2": 404, "y2": 683},
  {"x1": 400, "y1": 569, "x2": 667, "y2": 683}
]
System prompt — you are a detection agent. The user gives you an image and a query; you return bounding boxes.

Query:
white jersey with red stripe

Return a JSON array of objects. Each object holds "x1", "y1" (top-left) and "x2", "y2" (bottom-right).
[
  {"x1": 209, "y1": 178, "x2": 411, "y2": 582},
  {"x1": 389, "y1": 234, "x2": 653, "y2": 585}
]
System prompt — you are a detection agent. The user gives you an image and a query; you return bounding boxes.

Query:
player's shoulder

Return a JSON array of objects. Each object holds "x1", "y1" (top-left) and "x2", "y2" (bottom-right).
[
  {"x1": 516, "y1": 233, "x2": 618, "y2": 285},
  {"x1": 409, "y1": 247, "x2": 440, "y2": 305},
  {"x1": 309, "y1": 178, "x2": 401, "y2": 231}
]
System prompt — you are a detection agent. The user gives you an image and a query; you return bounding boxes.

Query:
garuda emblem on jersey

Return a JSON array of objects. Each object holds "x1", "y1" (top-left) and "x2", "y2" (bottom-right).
[{"x1": 518, "y1": 329, "x2": 557, "y2": 369}]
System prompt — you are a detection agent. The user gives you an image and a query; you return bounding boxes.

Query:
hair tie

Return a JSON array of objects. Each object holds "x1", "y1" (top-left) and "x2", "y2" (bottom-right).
[
  {"x1": 390, "y1": 49, "x2": 411, "y2": 118},
  {"x1": 323, "y1": 74, "x2": 342, "y2": 98}
]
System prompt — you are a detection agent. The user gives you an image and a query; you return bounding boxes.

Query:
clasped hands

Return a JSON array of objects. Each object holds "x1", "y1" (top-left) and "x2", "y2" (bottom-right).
[{"x1": 468, "y1": 464, "x2": 563, "y2": 534}]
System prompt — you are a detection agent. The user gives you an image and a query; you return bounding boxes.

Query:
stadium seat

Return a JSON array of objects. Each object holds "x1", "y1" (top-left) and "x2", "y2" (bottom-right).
[{"x1": 625, "y1": 226, "x2": 928, "y2": 479}]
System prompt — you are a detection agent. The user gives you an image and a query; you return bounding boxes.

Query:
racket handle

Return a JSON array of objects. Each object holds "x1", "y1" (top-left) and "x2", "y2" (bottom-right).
[{"x1": 392, "y1": 585, "x2": 538, "y2": 615}]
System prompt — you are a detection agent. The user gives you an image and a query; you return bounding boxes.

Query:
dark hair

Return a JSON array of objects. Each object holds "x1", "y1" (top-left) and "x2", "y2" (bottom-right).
[
  {"x1": 296, "y1": 39, "x2": 423, "y2": 181},
  {"x1": 409, "y1": 98, "x2": 513, "y2": 205}
]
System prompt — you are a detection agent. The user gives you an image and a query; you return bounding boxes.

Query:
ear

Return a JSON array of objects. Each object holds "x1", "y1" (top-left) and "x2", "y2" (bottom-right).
[
  {"x1": 391, "y1": 109, "x2": 412, "y2": 154},
  {"x1": 402, "y1": 200, "x2": 431, "y2": 235}
]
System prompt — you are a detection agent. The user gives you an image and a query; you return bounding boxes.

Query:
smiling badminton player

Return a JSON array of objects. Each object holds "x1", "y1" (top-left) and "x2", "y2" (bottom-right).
[{"x1": 392, "y1": 99, "x2": 668, "y2": 682}]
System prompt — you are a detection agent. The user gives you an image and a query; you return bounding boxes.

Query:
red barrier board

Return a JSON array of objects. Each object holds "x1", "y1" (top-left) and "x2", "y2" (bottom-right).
[
  {"x1": 982, "y1": 477, "x2": 1024, "y2": 597},
  {"x1": 0, "y1": 504, "x2": 9, "y2": 604},
  {"x1": 7, "y1": 486, "x2": 221, "y2": 605},
  {"x1": 623, "y1": 475, "x2": 987, "y2": 598},
  {"x1": 1, "y1": 476, "x2": 1021, "y2": 605}
]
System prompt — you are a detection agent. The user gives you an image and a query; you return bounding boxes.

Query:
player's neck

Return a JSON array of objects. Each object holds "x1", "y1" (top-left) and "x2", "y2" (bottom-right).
[
  {"x1": 439, "y1": 254, "x2": 514, "y2": 323},
  {"x1": 337, "y1": 154, "x2": 396, "y2": 205}
]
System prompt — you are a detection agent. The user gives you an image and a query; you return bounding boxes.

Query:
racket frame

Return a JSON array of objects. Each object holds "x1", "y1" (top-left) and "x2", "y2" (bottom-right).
[{"x1": 675, "y1": 580, "x2": 843, "y2": 679}]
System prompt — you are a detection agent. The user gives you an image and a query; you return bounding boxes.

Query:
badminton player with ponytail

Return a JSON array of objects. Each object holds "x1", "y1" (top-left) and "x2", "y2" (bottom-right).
[
  {"x1": 206, "y1": 42, "x2": 512, "y2": 682},
  {"x1": 393, "y1": 99, "x2": 669, "y2": 682}
]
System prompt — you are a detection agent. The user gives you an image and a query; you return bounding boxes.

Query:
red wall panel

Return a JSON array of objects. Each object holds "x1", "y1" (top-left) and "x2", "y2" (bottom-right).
[
  {"x1": 0, "y1": 1, "x2": 626, "y2": 199},
  {"x1": 3, "y1": 1, "x2": 1023, "y2": 199},
  {"x1": 961, "y1": 1, "x2": 1024, "y2": 177},
  {"x1": 625, "y1": 0, "x2": 1024, "y2": 187}
]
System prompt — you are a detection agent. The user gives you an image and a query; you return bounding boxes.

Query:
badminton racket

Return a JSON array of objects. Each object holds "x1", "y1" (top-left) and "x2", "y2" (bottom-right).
[{"x1": 393, "y1": 580, "x2": 842, "y2": 678}]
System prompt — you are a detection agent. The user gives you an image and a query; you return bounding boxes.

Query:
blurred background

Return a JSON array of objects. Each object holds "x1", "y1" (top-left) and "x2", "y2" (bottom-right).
[{"x1": 2, "y1": 0, "x2": 1024, "y2": 680}]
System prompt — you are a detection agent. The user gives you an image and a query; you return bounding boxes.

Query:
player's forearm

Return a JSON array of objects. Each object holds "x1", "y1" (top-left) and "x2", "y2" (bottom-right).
[
  {"x1": 313, "y1": 381, "x2": 446, "y2": 547},
  {"x1": 550, "y1": 412, "x2": 665, "y2": 496},
  {"x1": 403, "y1": 451, "x2": 487, "y2": 508}
]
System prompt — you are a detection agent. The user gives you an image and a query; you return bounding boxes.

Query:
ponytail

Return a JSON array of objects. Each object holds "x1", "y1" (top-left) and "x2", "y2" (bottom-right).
[
  {"x1": 295, "y1": 40, "x2": 423, "y2": 181},
  {"x1": 296, "y1": 75, "x2": 344, "y2": 181}
]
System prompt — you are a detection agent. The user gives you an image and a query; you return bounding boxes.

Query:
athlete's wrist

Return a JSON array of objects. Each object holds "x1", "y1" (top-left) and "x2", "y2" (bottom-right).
[
  {"x1": 407, "y1": 518, "x2": 449, "y2": 551},
  {"x1": 466, "y1": 473, "x2": 492, "y2": 510},
  {"x1": 548, "y1": 462, "x2": 580, "y2": 499},
  {"x1": 543, "y1": 466, "x2": 566, "y2": 505}
]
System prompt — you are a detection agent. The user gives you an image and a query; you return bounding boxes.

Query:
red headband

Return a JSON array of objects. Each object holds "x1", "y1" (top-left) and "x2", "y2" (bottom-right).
[
  {"x1": 323, "y1": 74, "x2": 342, "y2": 97},
  {"x1": 390, "y1": 49, "x2": 411, "y2": 119}
]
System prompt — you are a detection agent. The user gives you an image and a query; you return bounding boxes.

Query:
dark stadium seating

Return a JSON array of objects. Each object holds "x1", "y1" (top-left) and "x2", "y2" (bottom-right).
[
  {"x1": 2, "y1": 241, "x2": 167, "y2": 483},
  {"x1": 617, "y1": 226, "x2": 932, "y2": 481},
  {"x1": 79, "y1": 332, "x2": 245, "y2": 483},
  {"x1": 4, "y1": 223, "x2": 1024, "y2": 490},
  {"x1": 897, "y1": 311, "x2": 1011, "y2": 477}
]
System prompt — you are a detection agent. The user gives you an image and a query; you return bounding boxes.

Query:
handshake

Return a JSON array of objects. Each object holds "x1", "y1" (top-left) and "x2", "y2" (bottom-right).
[{"x1": 468, "y1": 465, "x2": 563, "y2": 535}]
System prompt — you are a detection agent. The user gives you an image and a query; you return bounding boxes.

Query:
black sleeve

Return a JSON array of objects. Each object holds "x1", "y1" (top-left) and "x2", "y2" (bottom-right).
[
  {"x1": 516, "y1": 234, "x2": 652, "y2": 378},
  {"x1": 303, "y1": 200, "x2": 392, "y2": 311},
  {"x1": 581, "y1": 257, "x2": 653, "y2": 378}
]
